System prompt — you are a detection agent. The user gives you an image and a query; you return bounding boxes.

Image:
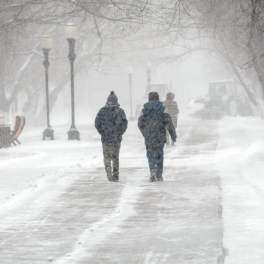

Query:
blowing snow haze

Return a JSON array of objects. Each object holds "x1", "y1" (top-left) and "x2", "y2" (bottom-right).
[{"x1": 1, "y1": 1, "x2": 264, "y2": 264}]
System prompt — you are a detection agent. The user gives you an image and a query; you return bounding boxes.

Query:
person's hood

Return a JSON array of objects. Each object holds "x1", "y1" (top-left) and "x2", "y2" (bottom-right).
[
  {"x1": 105, "y1": 104, "x2": 120, "y2": 111},
  {"x1": 105, "y1": 102, "x2": 120, "y2": 107},
  {"x1": 142, "y1": 101, "x2": 165, "y2": 115},
  {"x1": 166, "y1": 92, "x2": 175, "y2": 101}
]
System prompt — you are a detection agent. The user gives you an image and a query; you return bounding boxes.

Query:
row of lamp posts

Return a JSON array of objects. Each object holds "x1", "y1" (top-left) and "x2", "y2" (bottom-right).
[
  {"x1": 41, "y1": 23, "x2": 80, "y2": 141},
  {"x1": 42, "y1": 22, "x2": 152, "y2": 140}
]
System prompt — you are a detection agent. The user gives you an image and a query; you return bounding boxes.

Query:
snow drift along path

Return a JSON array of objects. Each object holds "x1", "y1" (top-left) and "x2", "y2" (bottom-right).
[{"x1": 216, "y1": 117, "x2": 264, "y2": 264}]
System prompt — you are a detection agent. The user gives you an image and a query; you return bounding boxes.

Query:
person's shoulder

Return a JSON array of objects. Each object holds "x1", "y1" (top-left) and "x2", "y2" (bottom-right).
[
  {"x1": 117, "y1": 107, "x2": 127, "y2": 116},
  {"x1": 99, "y1": 106, "x2": 106, "y2": 112},
  {"x1": 117, "y1": 107, "x2": 125, "y2": 113},
  {"x1": 97, "y1": 106, "x2": 108, "y2": 114},
  {"x1": 163, "y1": 112, "x2": 171, "y2": 118}
]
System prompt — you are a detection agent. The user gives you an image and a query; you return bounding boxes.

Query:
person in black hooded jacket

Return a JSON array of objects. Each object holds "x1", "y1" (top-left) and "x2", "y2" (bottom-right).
[
  {"x1": 95, "y1": 91, "x2": 128, "y2": 182},
  {"x1": 138, "y1": 92, "x2": 177, "y2": 182}
]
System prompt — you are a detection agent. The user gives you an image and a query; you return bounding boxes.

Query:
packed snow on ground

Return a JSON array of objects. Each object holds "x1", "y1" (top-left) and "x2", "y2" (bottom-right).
[{"x1": 1, "y1": 116, "x2": 264, "y2": 263}]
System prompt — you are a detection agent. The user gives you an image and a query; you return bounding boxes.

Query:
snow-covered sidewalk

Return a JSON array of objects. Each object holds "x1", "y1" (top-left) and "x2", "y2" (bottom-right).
[
  {"x1": 3, "y1": 116, "x2": 264, "y2": 263},
  {"x1": 0, "y1": 119, "x2": 223, "y2": 263}
]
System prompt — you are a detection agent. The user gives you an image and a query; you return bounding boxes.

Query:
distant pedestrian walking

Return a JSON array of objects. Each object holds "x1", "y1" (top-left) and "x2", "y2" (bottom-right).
[
  {"x1": 138, "y1": 92, "x2": 177, "y2": 182},
  {"x1": 163, "y1": 92, "x2": 179, "y2": 145},
  {"x1": 162, "y1": 92, "x2": 179, "y2": 127},
  {"x1": 95, "y1": 91, "x2": 128, "y2": 182}
]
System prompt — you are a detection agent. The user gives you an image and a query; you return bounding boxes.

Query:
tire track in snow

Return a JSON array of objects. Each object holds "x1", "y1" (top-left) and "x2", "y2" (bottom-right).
[
  {"x1": 0, "y1": 164, "x2": 90, "y2": 216},
  {"x1": 144, "y1": 249, "x2": 170, "y2": 264},
  {"x1": 0, "y1": 151, "x2": 47, "y2": 168},
  {"x1": 55, "y1": 181, "x2": 143, "y2": 264}
]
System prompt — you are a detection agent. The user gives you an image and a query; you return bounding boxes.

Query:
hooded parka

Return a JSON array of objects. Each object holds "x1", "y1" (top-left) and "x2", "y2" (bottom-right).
[
  {"x1": 138, "y1": 101, "x2": 177, "y2": 146},
  {"x1": 162, "y1": 92, "x2": 179, "y2": 128},
  {"x1": 95, "y1": 92, "x2": 128, "y2": 144}
]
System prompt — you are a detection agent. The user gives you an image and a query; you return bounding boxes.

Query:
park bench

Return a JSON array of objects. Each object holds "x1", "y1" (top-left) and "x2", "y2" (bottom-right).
[{"x1": 11, "y1": 116, "x2": 25, "y2": 146}]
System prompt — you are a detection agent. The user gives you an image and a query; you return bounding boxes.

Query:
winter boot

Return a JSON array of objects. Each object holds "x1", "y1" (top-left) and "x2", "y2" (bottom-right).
[
  {"x1": 106, "y1": 167, "x2": 113, "y2": 181},
  {"x1": 157, "y1": 172, "x2": 164, "y2": 182},
  {"x1": 149, "y1": 170, "x2": 157, "y2": 182},
  {"x1": 112, "y1": 175, "x2": 119, "y2": 182}
]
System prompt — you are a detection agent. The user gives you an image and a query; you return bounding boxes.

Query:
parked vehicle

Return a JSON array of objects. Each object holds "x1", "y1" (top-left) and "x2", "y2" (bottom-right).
[
  {"x1": 187, "y1": 97, "x2": 205, "y2": 117},
  {"x1": 198, "y1": 81, "x2": 252, "y2": 119}
]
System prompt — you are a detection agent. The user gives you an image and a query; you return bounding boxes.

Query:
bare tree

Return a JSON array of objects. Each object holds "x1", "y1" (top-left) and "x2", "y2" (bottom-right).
[{"x1": 0, "y1": 0, "x2": 153, "y2": 123}]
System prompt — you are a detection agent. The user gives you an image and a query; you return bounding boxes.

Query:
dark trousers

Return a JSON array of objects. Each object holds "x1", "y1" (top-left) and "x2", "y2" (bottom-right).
[
  {"x1": 146, "y1": 144, "x2": 164, "y2": 173},
  {"x1": 102, "y1": 143, "x2": 121, "y2": 176}
]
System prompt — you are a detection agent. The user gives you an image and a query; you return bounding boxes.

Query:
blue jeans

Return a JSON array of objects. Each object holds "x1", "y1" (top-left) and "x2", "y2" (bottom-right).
[{"x1": 146, "y1": 145, "x2": 164, "y2": 173}]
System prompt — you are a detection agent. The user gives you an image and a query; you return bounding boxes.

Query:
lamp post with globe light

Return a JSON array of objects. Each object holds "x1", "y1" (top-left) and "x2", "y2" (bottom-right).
[
  {"x1": 65, "y1": 22, "x2": 80, "y2": 140},
  {"x1": 146, "y1": 62, "x2": 152, "y2": 93},
  {"x1": 41, "y1": 35, "x2": 54, "y2": 140},
  {"x1": 128, "y1": 65, "x2": 134, "y2": 121}
]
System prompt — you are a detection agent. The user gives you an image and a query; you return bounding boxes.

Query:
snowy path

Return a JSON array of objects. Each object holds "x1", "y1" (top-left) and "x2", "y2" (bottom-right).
[{"x1": 0, "y1": 120, "x2": 223, "y2": 263}]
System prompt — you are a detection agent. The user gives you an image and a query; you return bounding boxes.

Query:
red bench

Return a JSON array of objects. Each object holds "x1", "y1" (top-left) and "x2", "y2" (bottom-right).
[{"x1": 11, "y1": 116, "x2": 25, "y2": 146}]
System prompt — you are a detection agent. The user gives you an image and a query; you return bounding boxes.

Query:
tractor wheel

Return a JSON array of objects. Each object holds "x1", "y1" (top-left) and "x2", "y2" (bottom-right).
[{"x1": 228, "y1": 100, "x2": 238, "y2": 116}]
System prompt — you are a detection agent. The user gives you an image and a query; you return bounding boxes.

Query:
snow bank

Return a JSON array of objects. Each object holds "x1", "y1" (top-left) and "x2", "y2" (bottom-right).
[
  {"x1": 0, "y1": 124, "x2": 103, "y2": 215},
  {"x1": 216, "y1": 116, "x2": 264, "y2": 264}
]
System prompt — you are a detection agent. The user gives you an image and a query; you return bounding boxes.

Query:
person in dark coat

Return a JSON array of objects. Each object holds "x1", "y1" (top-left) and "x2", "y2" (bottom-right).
[
  {"x1": 138, "y1": 92, "x2": 177, "y2": 182},
  {"x1": 95, "y1": 91, "x2": 128, "y2": 182}
]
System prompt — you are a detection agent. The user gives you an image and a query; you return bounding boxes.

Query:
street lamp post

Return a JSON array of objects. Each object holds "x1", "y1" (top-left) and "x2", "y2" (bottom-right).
[
  {"x1": 128, "y1": 65, "x2": 134, "y2": 121},
  {"x1": 65, "y1": 23, "x2": 80, "y2": 141},
  {"x1": 41, "y1": 35, "x2": 54, "y2": 140},
  {"x1": 146, "y1": 62, "x2": 152, "y2": 93}
]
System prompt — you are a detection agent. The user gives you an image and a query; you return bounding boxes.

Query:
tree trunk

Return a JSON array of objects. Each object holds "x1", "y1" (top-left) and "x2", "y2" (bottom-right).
[
  {"x1": 228, "y1": 54, "x2": 264, "y2": 118},
  {"x1": 218, "y1": 37, "x2": 264, "y2": 118}
]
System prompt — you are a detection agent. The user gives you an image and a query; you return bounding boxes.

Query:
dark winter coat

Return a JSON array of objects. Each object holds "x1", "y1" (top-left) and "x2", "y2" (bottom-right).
[
  {"x1": 162, "y1": 93, "x2": 179, "y2": 128},
  {"x1": 95, "y1": 106, "x2": 128, "y2": 144},
  {"x1": 138, "y1": 101, "x2": 177, "y2": 147}
]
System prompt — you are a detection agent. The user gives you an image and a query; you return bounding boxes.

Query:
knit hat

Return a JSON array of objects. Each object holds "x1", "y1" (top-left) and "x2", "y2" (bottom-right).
[
  {"x1": 148, "y1": 92, "x2": 159, "y2": 102},
  {"x1": 106, "y1": 91, "x2": 120, "y2": 107}
]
